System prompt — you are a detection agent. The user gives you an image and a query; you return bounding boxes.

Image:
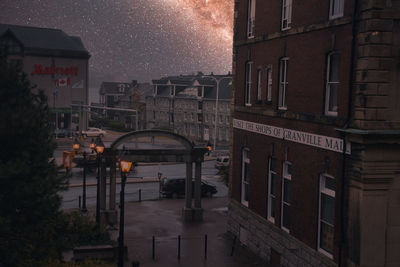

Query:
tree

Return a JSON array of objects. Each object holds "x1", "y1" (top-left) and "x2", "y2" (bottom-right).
[{"x1": 0, "y1": 54, "x2": 68, "y2": 266}]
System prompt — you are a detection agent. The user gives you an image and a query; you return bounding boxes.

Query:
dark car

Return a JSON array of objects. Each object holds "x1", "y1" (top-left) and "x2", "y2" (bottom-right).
[
  {"x1": 52, "y1": 128, "x2": 71, "y2": 138},
  {"x1": 160, "y1": 177, "x2": 217, "y2": 198}
]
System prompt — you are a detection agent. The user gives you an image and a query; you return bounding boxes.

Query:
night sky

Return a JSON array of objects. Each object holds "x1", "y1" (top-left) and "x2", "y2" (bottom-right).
[{"x1": 0, "y1": 0, "x2": 234, "y2": 86}]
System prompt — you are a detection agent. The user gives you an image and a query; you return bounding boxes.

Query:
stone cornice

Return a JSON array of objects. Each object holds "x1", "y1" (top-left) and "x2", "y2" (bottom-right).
[{"x1": 234, "y1": 17, "x2": 353, "y2": 48}]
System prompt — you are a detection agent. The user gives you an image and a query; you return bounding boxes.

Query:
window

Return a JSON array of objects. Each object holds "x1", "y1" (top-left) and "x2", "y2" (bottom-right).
[
  {"x1": 281, "y1": 161, "x2": 292, "y2": 232},
  {"x1": 329, "y1": 0, "x2": 344, "y2": 19},
  {"x1": 318, "y1": 174, "x2": 336, "y2": 259},
  {"x1": 257, "y1": 69, "x2": 262, "y2": 102},
  {"x1": 241, "y1": 148, "x2": 250, "y2": 206},
  {"x1": 198, "y1": 87, "x2": 203, "y2": 97},
  {"x1": 266, "y1": 66, "x2": 273, "y2": 102},
  {"x1": 0, "y1": 37, "x2": 22, "y2": 54},
  {"x1": 325, "y1": 52, "x2": 340, "y2": 116},
  {"x1": 245, "y1": 61, "x2": 253, "y2": 106},
  {"x1": 247, "y1": 0, "x2": 256, "y2": 38},
  {"x1": 278, "y1": 58, "x2": 289, "y2": 109},
  {"x1": 267, "y1": 157, "x2": 277, "y2": 222},
  {"x1": 281, "y1": 0, "x2": 292, "y2": 30},
  {"x1": 170, "y1": 86, "x2": 175, "y2": 96},
  {"x1": 198, "y1": 101, "x2": 203, "y2": 110}
]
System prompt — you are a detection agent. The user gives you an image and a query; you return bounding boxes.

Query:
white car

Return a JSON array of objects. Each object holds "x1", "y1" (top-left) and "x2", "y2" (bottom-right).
[{"x1": 81, "y1": 127, "x2": 106, "y2": 137}]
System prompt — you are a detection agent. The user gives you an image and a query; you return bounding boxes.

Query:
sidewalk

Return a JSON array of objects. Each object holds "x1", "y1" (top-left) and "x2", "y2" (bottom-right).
[{"x1": 109, "y1": 197, "x2": 268, "y2": 267}]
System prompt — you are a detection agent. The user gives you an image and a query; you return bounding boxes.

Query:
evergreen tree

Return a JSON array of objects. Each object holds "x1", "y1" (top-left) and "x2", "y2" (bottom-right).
[{"x1": 0, "y1": 54, "x2": 67, "y2": 266}]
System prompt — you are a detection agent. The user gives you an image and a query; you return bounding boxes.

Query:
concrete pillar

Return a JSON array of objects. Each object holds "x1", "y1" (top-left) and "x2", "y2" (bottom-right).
[
  {"x1": 193, "y1": 161, "x2": 203, "y2": 222},
  {"x1": 194, "y1": 161, "x2": 202, "y2": 209},
  {"x1": 182, "y1": 161, "x2": 193, "y2": 222},
  {"x1": 185, "y1": 161, "x2": 192, "y2": 209}
]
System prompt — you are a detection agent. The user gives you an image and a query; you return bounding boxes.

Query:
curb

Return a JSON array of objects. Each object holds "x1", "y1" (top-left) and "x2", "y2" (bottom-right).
[{"x1": 69, "y1": 178, "x2": 159, "y2": 188}]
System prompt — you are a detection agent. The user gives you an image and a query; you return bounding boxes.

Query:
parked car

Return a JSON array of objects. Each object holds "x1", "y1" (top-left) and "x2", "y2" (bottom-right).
[
  {"x1": 215, "y1": 156, "x2": 230, "y2": 169},
  {"x1": 81, "y1": 127, "x2": 106, "y2": 137},
  {"x1": 52, "y1": 128, "x2": 71, "y2": 138},
  {"x1": 160, "y1": 177, "x2": 217, "y2": 198}
]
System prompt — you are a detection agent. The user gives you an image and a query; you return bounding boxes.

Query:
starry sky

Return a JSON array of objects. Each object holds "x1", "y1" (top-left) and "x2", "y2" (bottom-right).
[{"x1": 0, "y1": 0, "x2": 234, "y2": 86}]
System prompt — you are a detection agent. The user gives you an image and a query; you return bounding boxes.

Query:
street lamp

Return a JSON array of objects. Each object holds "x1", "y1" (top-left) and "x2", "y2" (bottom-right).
[
  {"x1": 206, "y1": 141, "x2": 213, "y2": 152},
  {"x1": 118, "y1": 159, "x2": 133, "y2": 267},
  {"x1": 89, "y1": 138, "x2": 96, "y2": 151},
  {"x1": 73, "y1": 138, "x2": 88, "y2": 212},
  {"x1": 94, "y1": 137, "x2": 105, "y2": 224},
  {"x1": 202, "y1": 75, "x2": 232, "y2": 152}
]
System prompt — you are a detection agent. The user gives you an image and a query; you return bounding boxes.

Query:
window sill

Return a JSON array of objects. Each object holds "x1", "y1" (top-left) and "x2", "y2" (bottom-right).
[
  {"x1": 324, "y1": 111, "x2": 338, "y2": 117},
  {"x1": 245, "y1": 103, "x2": 252, "y2": 107},
  {"x1": 281, "y1": 226, "x2": 290, "y2": 234},
  {"x1": 318, "y1": 248, "x2": 333, "y2": 259},
  {"x1": 329, "y1": 14, "x2": 344, "y2": 20},
  {"x1": 278, "y1": 106, "x2": 287, "y2": 111}
]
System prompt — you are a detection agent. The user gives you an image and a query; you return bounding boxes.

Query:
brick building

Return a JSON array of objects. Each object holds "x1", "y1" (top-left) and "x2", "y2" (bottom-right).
[
  {"x1": 0, "y1": 24, "x2": 90, "y2": 134},
  {"x1": 228, "y1": 0, "x2": 399, "y2": 266}
]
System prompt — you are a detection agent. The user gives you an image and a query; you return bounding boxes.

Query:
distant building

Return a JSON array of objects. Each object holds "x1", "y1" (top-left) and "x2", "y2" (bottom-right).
[
  {"x1": 228, "y1": 1, "x2": 399, "y2": 267},
  {"x1": 92, "y1": 81, "x2": 152, "y2": 130},
  {"x1": 0, "y1": 24, "x2": 90, "y2": 134},
  {"x1": 146, "y1": 73, "x2": 232, "y2": 146}
]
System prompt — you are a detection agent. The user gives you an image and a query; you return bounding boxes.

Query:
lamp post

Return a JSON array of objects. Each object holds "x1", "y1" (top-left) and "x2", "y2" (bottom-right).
[
  {"x1": 73, "y1": 138, "x2": 88, "y2": 212},
  {"x1": 202, "y1": 75, "x2": 232, "y2": 152},
  {"x1": 94, "y1": 137, "x2": 105, "y2": 224},
  {"x1": 118, "y1": 160, "x2": 133, "y2": 267}
]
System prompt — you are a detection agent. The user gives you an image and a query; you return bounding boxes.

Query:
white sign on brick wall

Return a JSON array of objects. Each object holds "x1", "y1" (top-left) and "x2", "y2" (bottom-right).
[{"x1": 233, "y1": 119, "x2": 350, "y2": 154}]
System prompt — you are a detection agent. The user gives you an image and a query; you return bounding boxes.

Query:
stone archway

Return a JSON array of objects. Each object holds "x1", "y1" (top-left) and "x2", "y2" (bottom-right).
[{"x1": 100, "y1": 130, "x2": 209, "y2": 224}]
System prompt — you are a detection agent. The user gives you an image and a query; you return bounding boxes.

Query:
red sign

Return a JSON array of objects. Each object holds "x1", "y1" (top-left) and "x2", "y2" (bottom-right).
[{"x1": 31, "y1": 64, "x2": 78, "y2": 76}]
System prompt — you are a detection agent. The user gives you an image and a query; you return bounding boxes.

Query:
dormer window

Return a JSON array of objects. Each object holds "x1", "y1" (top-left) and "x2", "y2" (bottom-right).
[{"x1": 118, "y1": 84, "x2": 125, "y2": 93}]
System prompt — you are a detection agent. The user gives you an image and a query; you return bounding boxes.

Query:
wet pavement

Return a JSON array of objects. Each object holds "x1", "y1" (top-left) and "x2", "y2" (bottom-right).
[{"x1": 105, "y1": 197, "x2": 268, "y2": 267}]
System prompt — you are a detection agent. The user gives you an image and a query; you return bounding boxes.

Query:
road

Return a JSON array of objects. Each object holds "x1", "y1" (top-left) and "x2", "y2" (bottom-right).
[{"x1": 60, "y1": 160, "x2": 228, "y2": 210}]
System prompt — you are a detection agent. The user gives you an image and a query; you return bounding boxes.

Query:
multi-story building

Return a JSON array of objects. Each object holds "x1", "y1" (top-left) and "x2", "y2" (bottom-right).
[
  {"x1": 146, "y1": 73, "x2": 232, "y2": 146},
  {"x1": 94, "y1": 81, "x2": 152, "y2": 130},
  {"x1": 228, "y1": 1, "x2": 399, "y2": 267},
  {"x1": 0, "y1": 24, "x2": 90, "y2": 134}
]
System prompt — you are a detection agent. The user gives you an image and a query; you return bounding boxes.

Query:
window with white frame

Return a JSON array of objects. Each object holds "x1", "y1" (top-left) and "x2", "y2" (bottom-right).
[
  {"x1": 281, "y1": 0, "x2": 292, "y2": 30},
  {"x1": 245, "y1": 61, "x2": 253, "y2": 106},
  {"x1": 247, "y1": 0, "x2": 256, "y2": 38},
  {"x1": 281, "y1": 161, "x2": 291, "y2": 232},
  {"x1": 241, "y1": 148, "x2": 250, "y2": 207},
  {"x1": 329, "y1": 0, "x2": 344, "y2": 20},
  {"x1": 266, "y1": 66, "x2": 273, "y2": 102},
  {"x1": 257, "y1": 69, "x2": 262, "y2": 102},
  {"x1": 325, "y1": 52, "x2": 340, "y2": 116},
  {"x1": 318, "y1": 174, "x2": 336, "y2": 258},
  {"x1": 267, "y1": 157, "x2": 277, "y2": 222},
  {"x1": 278, "y1": 58, "x2": 289, "y2": 109}
]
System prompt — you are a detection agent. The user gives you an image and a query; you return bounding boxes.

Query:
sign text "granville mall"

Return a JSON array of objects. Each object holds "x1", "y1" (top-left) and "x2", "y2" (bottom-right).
[{"x1": 31, "y1": 64, "x2": 79, "y2": 76}]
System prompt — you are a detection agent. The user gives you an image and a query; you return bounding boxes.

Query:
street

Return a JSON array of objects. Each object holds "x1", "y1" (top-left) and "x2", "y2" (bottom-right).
[{"x1": 60, "y1": 159, "x2": 228, "y2": 210}]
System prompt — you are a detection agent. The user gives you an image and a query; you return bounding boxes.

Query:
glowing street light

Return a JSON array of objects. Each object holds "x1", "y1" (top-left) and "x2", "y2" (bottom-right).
[{"x1": 118, "y1": 159, "x2": 133, "y2": 267}]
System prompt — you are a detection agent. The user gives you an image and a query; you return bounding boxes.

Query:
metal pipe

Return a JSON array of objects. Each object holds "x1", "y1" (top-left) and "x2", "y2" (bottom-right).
[
  {"x1": 82, "y1": 151, "x2": 87, "y2": 212},
  {"x1": 118, "y1": 172, "x2": 127, "y2": 267}
]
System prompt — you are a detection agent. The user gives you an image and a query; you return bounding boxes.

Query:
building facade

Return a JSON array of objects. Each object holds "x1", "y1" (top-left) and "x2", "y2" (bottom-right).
[
  {"x1": 228, "y1": 1, "x2": 399, "y2": 267},
  {"x1": 0, "y1": 24, "x2": 90, "y2": 134},
  {"x1": 145, "y1": 73, "x2": 232, "y2": 147},
  {"x1": 92, "y1": 81, "x2": 152, "y2": 130}
]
